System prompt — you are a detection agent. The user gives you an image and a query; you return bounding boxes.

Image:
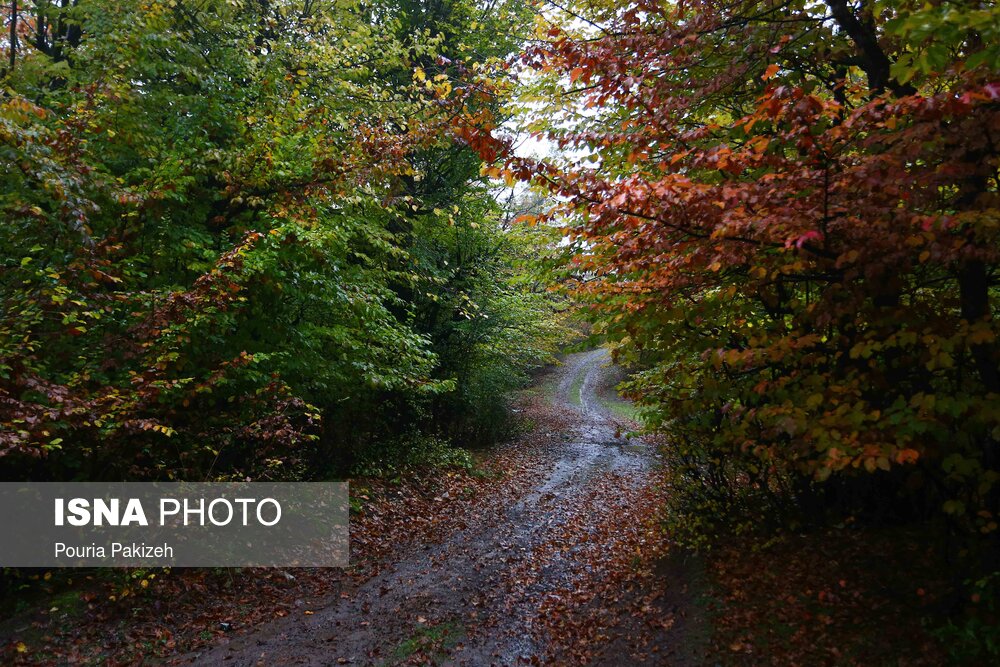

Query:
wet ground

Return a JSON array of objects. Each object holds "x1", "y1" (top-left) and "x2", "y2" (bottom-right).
[{"x1": 181, "y1": 350, "x2": 681, "y2": 666}]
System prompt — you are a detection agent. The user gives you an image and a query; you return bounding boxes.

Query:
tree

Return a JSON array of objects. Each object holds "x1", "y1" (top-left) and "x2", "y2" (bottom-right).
[
  {"x1": 0, "y1": 0, "x2": 563, "y2": 481},
  {"x1": 498, "y1": 0, "x2": 1000, "y2": 540}
]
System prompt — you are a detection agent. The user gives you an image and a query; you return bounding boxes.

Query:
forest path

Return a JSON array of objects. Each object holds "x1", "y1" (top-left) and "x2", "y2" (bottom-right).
[{"x1": 182, "y1": 350, "x2": 690, "y2": 666}]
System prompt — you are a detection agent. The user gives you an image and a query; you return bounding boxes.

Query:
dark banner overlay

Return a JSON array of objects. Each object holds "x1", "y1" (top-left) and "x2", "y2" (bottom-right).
[{"x1": 0, "y1": 482, "x2": 348, "y2": 567}]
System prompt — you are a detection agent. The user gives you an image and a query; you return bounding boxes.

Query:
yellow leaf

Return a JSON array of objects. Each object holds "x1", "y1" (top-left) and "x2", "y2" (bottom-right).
[
  {"x1": 943, "y1": 500, "x2": 965, "y2": 515},
  {"x1": 750, "y1": 136, "x2": 769, "y2": 153},
  {"x1": 16, "y1": 642, "x2": 26, "y2": 653}
]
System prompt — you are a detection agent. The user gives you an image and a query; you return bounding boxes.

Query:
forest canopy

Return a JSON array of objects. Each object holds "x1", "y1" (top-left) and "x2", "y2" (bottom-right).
[
  {"x1": 498, "y1": 0, "x2": 1000, "y2": 548},
  {"x1": 3, "y1": 0, "x2": 999, "y2": 549},
  {"x1": 2, "y1": 0, "x2": 1000, "y2": 662},
  {"x1": 0, "y1": 0, "x2": 567, "y2": 482}
]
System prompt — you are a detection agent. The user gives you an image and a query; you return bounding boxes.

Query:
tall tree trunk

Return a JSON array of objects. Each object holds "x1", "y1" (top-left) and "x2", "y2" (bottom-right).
[
  {"x1": 8, "y1": 0, "x2": 16, "y2": 73},
  {"x1": 959, "y1": 259, "x2": 1000, "y2": 393}
]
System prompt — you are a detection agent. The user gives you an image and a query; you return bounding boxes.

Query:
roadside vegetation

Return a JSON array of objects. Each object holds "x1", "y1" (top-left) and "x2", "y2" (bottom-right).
[
  {"x1": 497, "y1": 0, "x2": 1000, "y2": 661},
  {"x1": 0, "y1": 0, "x2": 568, "y2": 481},
  {"x1": 2, "y1": 0, "x2": 1000, "y2": 663}
]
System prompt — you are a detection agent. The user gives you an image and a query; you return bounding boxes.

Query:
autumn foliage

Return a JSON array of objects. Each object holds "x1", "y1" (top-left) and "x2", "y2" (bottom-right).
[
  {"x1": 500, "y1": 0, "x2": 1000, "y2": 546},
  {"x1": 1, "y1": 0, "x2": 999, "y2": 660}
]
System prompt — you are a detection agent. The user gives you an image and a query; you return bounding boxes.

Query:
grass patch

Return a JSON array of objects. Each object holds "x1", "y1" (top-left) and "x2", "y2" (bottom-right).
[
  {"x1": 569, "y1": 367, "x2": 586, "y2": 406},
  {"x1": 45, "y1": 589, "x2": 86, "y2": 618},
  {"x1": 388, "y1": 619, "x2": 464, "y2": 664},
  {"x1": 601, "y1": 395, "x2": 641, "y2": 423}
]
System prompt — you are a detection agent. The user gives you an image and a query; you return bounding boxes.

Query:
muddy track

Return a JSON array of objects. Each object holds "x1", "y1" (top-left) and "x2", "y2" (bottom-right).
[{"x1": 180, "y1": 350, "x2": 668, "y2": 666}]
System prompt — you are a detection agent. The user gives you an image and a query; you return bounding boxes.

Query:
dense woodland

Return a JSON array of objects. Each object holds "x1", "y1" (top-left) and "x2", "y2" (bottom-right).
[
  {"x1": 503, "y1": 0, "x2": 1000, "y2": 554},
  {"x1": 2, "y1": 0, "x2": 1000, "y2": 662},
  {"x1": 0, "y1": 0, "x2": 569, "y2": 483},
  {"x1": 488, "y1": 0, "x2": 1000, "y2": 653}
]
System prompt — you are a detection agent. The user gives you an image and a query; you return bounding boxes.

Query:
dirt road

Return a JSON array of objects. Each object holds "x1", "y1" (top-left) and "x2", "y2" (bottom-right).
[{"x1": 182, "y1": 350, "x2": 691, "y2": 666}]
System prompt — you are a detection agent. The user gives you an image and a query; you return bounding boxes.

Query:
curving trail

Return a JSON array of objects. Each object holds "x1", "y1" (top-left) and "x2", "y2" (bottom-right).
[{"x1": 181, "y1": 350, "x2": 693, "y2": 666}]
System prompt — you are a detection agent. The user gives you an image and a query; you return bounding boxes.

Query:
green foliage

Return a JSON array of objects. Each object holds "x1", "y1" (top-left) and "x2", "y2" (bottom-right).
[
  {"x1": 0, "y1": 0, "x2": 564, "y2": 481},
  {"x1": 351, "y1": 433, "x2": 472, "y2": 478},
  {"x1": 408, "y1": 195, "x2": 570, "y2": 443},
  {"x1": 932, "y1": 572, "x2": 1000, "y2": 663},
  {"x1": 885, "y1": 0, "x2": 1000, "y2": 86}
]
